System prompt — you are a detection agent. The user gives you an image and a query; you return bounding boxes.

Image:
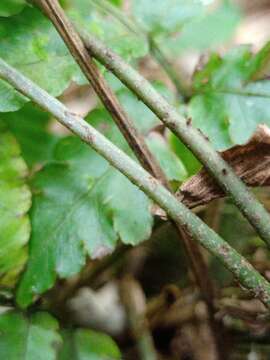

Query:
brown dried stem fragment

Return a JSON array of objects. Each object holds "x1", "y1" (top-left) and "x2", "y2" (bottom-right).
[
  {"x1": 33, "y1": 1, "x2": 218, "y2": 343},
  {"x1": 178, "y1": 125, "x2": 270, "y2": 209}
]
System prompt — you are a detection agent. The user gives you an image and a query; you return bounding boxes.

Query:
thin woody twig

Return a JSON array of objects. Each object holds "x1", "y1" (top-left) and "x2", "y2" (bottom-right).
[
  {"x1": 31, "y1": 0, "x2": 168, "y2": 185},
  {"x1": 79, "y1": 31, "x2": 270, "y2": 246},
  {"x1": 34, "y1": 0, "x2": 220, "y2": 342}
]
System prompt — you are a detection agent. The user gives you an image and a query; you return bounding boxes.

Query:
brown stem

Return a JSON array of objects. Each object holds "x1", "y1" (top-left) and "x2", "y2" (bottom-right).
[
  {"x1": 33, "y1": 0, "x2": 167, "y2": 184},
  {"x1": 34, "y1": 2, "x2": 222, "y2": 356}
]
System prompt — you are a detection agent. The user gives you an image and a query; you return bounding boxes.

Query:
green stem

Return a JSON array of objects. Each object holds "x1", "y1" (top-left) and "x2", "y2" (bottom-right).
[
  {"x1": 1, "y1": 58, "x2": 270, "y2": 308},
  {"x1": 90, "y1": 0, "x2": 188, "y2": 99},
  {"x1": 33, "y1": 0, "x2": 167, "y2": 185},
  {"x1": 148, "y1": 36, "x2": 189, "y2": 101},
  {"x1": 36, "y1": 2, "x2": 220, "y2": 348},
  {"x1": 80, "y1": 32, "x2": 270, "y2": 247},
  {"x1": 37, "y1": 0, "x2": 217, "y2": 309}
]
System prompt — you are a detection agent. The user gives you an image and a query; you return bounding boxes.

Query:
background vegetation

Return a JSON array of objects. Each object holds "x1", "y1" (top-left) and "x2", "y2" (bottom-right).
[{"x1": 1, "y1": 0, "x2": 270, "y2": 359}]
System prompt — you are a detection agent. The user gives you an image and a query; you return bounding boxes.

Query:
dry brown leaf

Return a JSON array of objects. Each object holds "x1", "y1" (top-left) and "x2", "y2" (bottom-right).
[{"x1": 176, "y1": 125, "x2": 270, "y2": 209}]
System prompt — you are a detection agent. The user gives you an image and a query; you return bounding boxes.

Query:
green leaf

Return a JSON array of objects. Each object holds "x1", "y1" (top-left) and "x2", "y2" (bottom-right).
[
  {"x1": 210, "y1": 201, "x2": 257, "y2": 287},
  {"x1": 146, "y1": 133, "x2": 187, "y2": 182},
  {"x1": 87, "y1": 107, "x2": 186, "y2": 182},
  {"x1": 17, "y1": 136, "x2": 152, "y2": 307},
  {"x1": 59, "y1": 329, "x2": 121, "y2": 360},
  {"x1": 169, "y1": 132, "x2": 201, "y2": 177},
  {"x1": 69, "y1": 0, "x2": 148, "y2": 60},
  {"x1": 0, "y1": 0, "x2": 26, "y2": 17},
  {"x1": 132, "y1": 0, "x2": 203, "y2": 36},
  {"x1": 96, "y1": 83, "x2": 189, "y2": 182},
  {"x1": 1, "y1": 103, "x2": 59, "y2": 167},
  {"x1": 115, "y1": 83, "x2": 174, "y2": 135},
  {"x1": 0, "y1": 123, "x2": 31, "y2": 288},
  {"x1": 0, "y1": 80, "x2": 28, "y2": 112},
  {"x1": 109, "y1": 0, "x2": 122, "y2": 6},
  {"x1": 0, "y1": 1, "x2": 150, "y2": 113},
  {"x1": 0, "y1": 6, "x2": 84, "y2": 112},
  {"x1": 167, "y1": 1, "x2": 241, "y2": 53},
  {"x1": 0, "y1": 311, "x2": 62, "y2": 360},
  {"x1": 117, "y1": 89, "x2": 160, "y2": 134},
  {"x1": 189, "y1": 44, "x2": 270, "y2": 150},
  {"x1": 87, "y1": 108, "x2": 128, "y2": 150}
]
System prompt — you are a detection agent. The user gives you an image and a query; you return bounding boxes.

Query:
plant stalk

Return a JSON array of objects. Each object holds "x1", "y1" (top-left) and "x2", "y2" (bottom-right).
[
  {"x1": 31, "y1": 0, "x2": 167, "y2": 185},
  {"x1": 35, "y1": 0, "x2": 220, "y2": 345},
  {"x1": 89, "y1": 0, "x2": 188, "y2": 99},
  {"x1": 1, "y1": 58, "x2": 270, "y2": 308},
  {"x1": 78, "y1": 32, "x2": 270, "y2": 246}
]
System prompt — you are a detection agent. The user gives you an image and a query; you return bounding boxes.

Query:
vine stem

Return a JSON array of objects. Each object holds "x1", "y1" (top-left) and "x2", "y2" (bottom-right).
[
  {"x1": 79, "y1": 32, "x2": 270, "y2": 246},
  {"x1": 1, "y1": 58, "x2": 270, "y2": 308},
  {"x1": 34, "y1": 2, "x2": 222, "y2": 353}
]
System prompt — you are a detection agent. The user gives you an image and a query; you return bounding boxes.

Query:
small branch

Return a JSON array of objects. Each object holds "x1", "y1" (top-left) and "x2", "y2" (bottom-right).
[
  {"x1": 35, "y1": 0, "x2": 219, "y2": 348},
  {"x1": 90, "y1": 0, "x2": 189, "y2": 100},
  {"x1": 1, "y1": 58, "x2": 270, "y2": 308},
  {"x1": 80, "y1": 31, "x2": 270, "y2": 246},
  {"x1": 32, "y1": 0, "x2": 168, "y2": 186}
]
